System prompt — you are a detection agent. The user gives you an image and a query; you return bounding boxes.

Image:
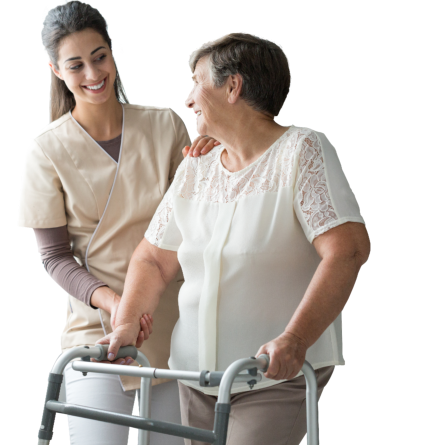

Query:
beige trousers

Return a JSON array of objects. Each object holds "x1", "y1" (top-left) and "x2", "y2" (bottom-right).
[{"x1": 178, "y1": 366, "x2": 334, "y2": 445}]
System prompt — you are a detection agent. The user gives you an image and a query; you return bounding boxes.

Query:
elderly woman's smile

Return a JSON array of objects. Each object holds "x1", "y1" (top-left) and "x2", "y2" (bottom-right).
[{"x1": 185, "y1": 57, "x2": 228, "y2": 138}]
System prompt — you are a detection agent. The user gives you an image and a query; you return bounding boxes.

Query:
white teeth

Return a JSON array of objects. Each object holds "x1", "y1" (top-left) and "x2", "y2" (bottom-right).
[
  {"x1": 196, "y1": 111, "x2": 202, "y2": 116},
  {"x1": 85, "y1": 79, "x2": 105, "y2": 90}
]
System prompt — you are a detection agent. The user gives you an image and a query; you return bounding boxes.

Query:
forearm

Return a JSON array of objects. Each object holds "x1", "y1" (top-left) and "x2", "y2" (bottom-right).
[
  {"x1": 114, "y1": 247, "x2": 171, "y2": 328},
  {"x1": 285, "y1": 253, "x2": 363, "y2": 348},
  {"x1": 90, "y1": 286, "x2": 120, "y2": 313},
  {"x1": 34, "y1": 226, "x2": 108, "y2": 307}
]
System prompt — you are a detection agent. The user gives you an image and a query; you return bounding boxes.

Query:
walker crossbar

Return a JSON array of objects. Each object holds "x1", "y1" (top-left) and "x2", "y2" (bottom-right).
[
  {"x1": 45, "y1": 400, "x2": 217, "y2": 443},
  {"x1": 37, "y1": 346, "x2": 319, "y2": 445}
]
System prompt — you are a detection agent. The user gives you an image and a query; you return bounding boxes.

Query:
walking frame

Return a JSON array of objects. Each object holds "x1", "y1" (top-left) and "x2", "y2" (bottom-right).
[{"x1": 38, "y1": 345, "x2": 320, "y2": 445}]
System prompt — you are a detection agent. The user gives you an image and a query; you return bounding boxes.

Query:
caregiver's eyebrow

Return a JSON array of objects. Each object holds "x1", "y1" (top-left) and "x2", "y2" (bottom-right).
[{"x1": 64, "y1": 46, "x2": 106, "y2": 63}]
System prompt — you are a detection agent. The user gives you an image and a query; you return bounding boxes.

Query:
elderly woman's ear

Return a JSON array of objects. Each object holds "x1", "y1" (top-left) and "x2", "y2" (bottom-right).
[
  {"x1": 227, "y1": 73, "x2": 244, "y2": 104},
  {"x1": 183, "y1": 135, "x2": 221, "y2": 157}
]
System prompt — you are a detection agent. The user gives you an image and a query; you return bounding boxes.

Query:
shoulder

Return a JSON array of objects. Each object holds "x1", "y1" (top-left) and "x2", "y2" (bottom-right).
[
  {"x1": 125, "y1": 104, "x2": 187, "y2": 134},
  {"x1": 175, "y1": 146, "x2": 222, "y2": 186},
  {"x1": 29, "y1": 113, "x2": 73, "y2": 160},
  {"x1": 286, "y1": 125, "x2": 334, "y2": 160},
  {"x1": 124, "y1": 104, "x2": 181, "y2": 120},
  {"x1": 34, "y1": 112, "x2": 72, "y2": 141}
]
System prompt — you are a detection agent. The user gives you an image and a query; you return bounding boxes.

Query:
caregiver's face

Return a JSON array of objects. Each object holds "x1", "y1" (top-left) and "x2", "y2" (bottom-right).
[
  {"x1": 50, "y1": 28, "x2": 117, "y2": 106},
  {"x1": 185, "y1": 57, "x2": 227, "y2": 136}
]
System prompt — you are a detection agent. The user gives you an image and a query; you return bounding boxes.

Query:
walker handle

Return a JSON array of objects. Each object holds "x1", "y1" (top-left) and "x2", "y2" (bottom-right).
[
  {"x1": 93, "y1": 344, "x2": 138, "y2": 362},
  {"x1": 256, "y1": 354, "x2": 270, "y2": 372}
]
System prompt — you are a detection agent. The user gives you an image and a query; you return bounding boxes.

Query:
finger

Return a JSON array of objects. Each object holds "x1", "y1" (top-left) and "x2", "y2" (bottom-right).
[
  {"x1": 96, "y1": 333, "x2": 112, "y2": 345},
  {"x1": 106, "y1": 333, "x2": 123, "y2": 361},
  {"x1": 141, "y1": 317, "x2": 152, "y2": 340},
  {"x1": 145, "y1": 314, "x2": 153, "y2": 335},
  {"x1": 193, "y1": 137, "x2": 210, "y2": 156},
  {"x1": 90, "y1": 358, "x2": 130, "y2": 365},
  {"x1": 139, "y1": 317, "x2": 149, "y2": 340},
  {"x1": 140, "y1": 315, "x2": 146, "y2": 332},
  {"x1": 136, "y1": 329, "x2": 145, "y2": 348},
  {"x1": 200, "y1": 139, "x2": 216, "y2": 155},
  {"x1": 265, "y1": 351, "x2": 281, "y2": 379},
  {"x1": 111, "y1": 357, "x2": 127, "y2": 365},
  {"x1": 182, "y1": 146, "x2": 189, "y2": 158},
  {"x1": 255, "y1": 343, "x2": 268, "y2": 358},
  {"x1": 187, "y1": 137, "x2": 201, "y2": 157},
  {"x1": 214, "y1": 140, "x2": 221, "y2": 146}
]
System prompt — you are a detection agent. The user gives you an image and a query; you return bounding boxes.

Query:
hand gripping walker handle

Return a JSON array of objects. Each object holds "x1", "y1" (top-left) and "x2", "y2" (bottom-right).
[
  {"x1": 93, "y1": 344, "x2": 138, "y2": 361},
  {"x1": 256, "y1": 354, "x2": 270, "y2": 372}
]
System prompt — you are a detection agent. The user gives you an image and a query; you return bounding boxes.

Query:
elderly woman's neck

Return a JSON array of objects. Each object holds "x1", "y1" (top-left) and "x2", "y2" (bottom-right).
[{"x1": 218, "y1": 113, "x2": 289, "y2": 173}]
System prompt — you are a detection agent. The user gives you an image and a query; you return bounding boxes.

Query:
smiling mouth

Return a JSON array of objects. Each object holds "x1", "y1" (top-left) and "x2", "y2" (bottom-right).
[
  {"x1": 196, "y1": 110, "x2": 202, "y2": 117},
  {"x1": 82, "y1": 77, "x2": 106, "y2": 92}
]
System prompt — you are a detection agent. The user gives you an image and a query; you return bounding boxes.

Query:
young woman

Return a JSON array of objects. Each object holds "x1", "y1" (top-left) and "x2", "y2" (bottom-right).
[{"x1": 18, "y1": 2, "x2": 217, "y2": 444}]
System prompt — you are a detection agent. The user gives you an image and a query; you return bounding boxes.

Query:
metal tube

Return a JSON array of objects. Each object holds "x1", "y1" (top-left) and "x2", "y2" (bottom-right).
[
  {"x1": 72, "y1": 361, "x2": 156, "y2": 378},
  {"x1": 46, "y1": 401, "x2": 216, "y2": 443},
  {"x1": 217, "y1": 356, "x2": 267, "y2": 404},
  {"x1": 216, "y1": 356, "x2": 319, "y2": 444},
  {"x1": 136, "y1": 352, "x2": 151, "y2": 445},
  {"x1": 301, "y1": 362, "x2": 319, "y2": 445},
  {"x1": 51, "y1": 346, "x2": 103, "y2": 374},
  {"x1": 72, "y1": 361, "x2": 261, "y2": 387}
]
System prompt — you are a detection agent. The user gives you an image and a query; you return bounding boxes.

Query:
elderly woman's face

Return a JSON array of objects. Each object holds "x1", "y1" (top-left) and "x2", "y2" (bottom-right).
[{"x1": 185, "y1": 57, "x2": 228, "y2": 137}]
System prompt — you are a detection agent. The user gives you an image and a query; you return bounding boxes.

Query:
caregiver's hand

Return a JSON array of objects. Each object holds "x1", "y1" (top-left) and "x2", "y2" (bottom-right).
[
  {"x1": 183, "y1": 135, "x2": 220, "y2": 158},
  {"x1": 256, "y1": 332, "x2": 308, "y2": 380}
]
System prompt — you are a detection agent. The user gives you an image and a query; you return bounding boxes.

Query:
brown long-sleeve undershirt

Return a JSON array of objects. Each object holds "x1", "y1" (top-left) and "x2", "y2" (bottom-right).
[{"x1": 33, "y1": 135, "x2": 121, "y2": 307}]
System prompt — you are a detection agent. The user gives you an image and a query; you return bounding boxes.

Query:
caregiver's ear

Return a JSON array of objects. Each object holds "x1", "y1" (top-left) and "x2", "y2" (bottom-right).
[
  {"x1": 49, "y1": 61, "x2": 63, "y2": 80},
  {"x1": 227, "y1": 73, "x2": 243, "y2": 104}
]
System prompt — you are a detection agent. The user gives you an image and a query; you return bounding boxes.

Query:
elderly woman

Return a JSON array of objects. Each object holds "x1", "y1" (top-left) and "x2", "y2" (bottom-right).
[{"x1": 99, "y1": 33, "x2": 370, "y2": 445}]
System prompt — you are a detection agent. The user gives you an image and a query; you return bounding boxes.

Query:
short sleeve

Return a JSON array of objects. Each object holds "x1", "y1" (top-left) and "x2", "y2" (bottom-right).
[
  {"x1": 18, "y1": 140, "x2": 67, "y2": 228},
  {"x1": 293, "y1": 131, "x2": 365, "y2": 243},
  {"x1": 145, "y1": 159, "x2": 186, "y2": 251},
  {"x1": 168, "y1": 109, "x2": 191, "y2": 183}
]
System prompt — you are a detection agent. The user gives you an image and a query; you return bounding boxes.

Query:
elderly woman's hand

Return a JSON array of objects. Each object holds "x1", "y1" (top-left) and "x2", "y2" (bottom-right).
[
  {"x1": 183, "y1": 135, "x2": 220, "y2": 158},
  {"x1": 94, "y1": 315, "x2": 153, "y2": 365},
  {"x1": 256, "y1": 332, "x2": 308, "y2": 380}
]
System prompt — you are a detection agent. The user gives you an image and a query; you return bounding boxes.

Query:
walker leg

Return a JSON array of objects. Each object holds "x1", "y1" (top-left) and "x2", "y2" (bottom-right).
[
  {"x1": 213, "y1": 403, "x2": 231, "y2": 445},
  {"x1": 138, "y1": 377, "x2": 152, "y2": 445},
  {"x1": 37, "y1": 372, "x2": 63, "y2": 444}
]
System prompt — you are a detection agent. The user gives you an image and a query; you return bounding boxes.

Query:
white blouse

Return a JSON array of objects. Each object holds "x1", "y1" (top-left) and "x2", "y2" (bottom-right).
[{"x1": 145, "y1": 126, "x2": 364, "y2": 395}]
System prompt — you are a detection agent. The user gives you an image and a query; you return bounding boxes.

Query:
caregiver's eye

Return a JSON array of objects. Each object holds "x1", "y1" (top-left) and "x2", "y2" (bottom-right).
[{"x1": 70, "y1": 54, "x2": 106, "y2": 70}]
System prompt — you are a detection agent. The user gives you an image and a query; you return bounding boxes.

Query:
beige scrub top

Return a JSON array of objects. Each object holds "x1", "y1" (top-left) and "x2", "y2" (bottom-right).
[{"x1": 18, "y1": 104, "x2": 189, "y2": 390}]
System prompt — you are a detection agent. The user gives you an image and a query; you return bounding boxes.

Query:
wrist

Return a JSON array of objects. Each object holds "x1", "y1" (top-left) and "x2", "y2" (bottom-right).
[{"x1": 90, "y1": 287, "x2": 121, "y2": 313}]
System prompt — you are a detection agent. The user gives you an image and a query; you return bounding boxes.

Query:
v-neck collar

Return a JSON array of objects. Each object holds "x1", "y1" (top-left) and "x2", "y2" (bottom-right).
[{"x1": 69, "y1": 105, "x2": 125, "y2": 164}]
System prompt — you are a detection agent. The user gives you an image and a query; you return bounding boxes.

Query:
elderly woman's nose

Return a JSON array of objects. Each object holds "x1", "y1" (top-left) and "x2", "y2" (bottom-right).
[{"x1": 185, "y1": 90, "x2": 194, "y2": 108}]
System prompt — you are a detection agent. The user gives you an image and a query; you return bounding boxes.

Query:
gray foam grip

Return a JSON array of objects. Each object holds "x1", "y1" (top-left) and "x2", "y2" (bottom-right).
[{"x1": 94, "y1": 344, "x2": 138, "y2": 361}]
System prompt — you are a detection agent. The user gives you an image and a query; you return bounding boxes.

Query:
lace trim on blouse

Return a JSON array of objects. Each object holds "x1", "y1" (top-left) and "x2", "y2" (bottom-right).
[{"x1": 146, "y1": 127, "x2": 338, "y2": 246}]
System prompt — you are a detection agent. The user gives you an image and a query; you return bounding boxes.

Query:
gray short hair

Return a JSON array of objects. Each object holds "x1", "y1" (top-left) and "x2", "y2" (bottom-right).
[{"x1": 189, "y1": 33, "x2": 290, "y2": 116}]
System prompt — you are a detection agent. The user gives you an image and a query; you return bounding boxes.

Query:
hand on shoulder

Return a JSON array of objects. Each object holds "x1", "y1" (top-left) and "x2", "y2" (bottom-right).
[{"x1": 183, "y1": 135, "x2": 220, "y2": 158}]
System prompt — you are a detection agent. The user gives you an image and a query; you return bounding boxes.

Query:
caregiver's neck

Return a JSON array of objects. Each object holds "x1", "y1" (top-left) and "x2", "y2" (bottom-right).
[{"x1": 216, "y1": 105, "x2": 290, "y2": 173}]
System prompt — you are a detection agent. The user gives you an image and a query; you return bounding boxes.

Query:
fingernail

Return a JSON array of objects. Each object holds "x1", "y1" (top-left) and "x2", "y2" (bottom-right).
[
  {"x1": 108, "y1": 353, "x2": 114, "y2": 360},
  {"x1": 126, "y1": 359, "x2": 133, "y2": 365},
  {"x1": 120, "y1": 360, "x2": 125, "y2": 365}
]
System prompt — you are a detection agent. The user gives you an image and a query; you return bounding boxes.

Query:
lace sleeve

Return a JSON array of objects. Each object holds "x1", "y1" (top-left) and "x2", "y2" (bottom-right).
[
  {"x1": 144, "y1": 159, "x2": 186, "y2": 250},
  {"x1": 294, "y1": 131, "x2": 364, "y2": 242}
]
